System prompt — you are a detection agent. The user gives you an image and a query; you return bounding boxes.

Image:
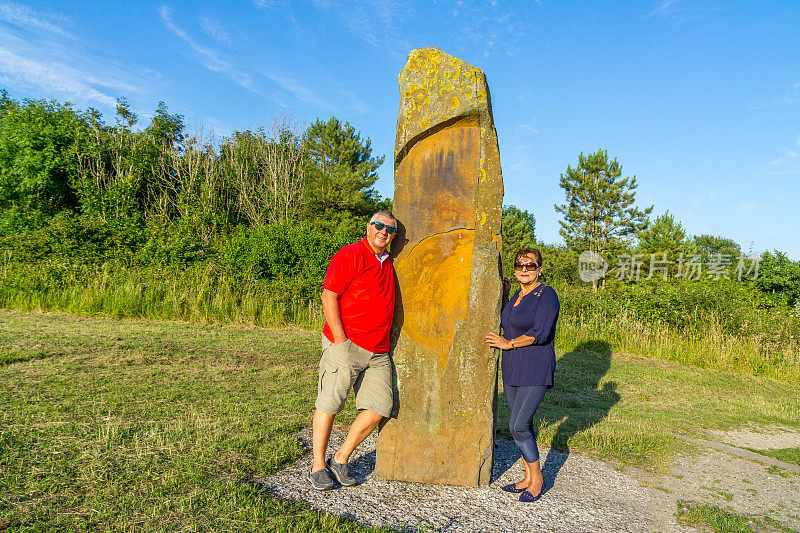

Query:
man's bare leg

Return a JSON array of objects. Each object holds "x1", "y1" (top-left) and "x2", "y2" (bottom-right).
[
  {"x1": 312, "y1": 409, "x2": 335, "y2": 472},
  {"x1": 333, "y1": 409, "x2": 384, "y2": 464}
]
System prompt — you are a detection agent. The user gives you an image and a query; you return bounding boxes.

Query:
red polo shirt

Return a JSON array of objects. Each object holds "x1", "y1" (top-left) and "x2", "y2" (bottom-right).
[{"x1": 322, "y1": 238, "x2": 395, "y2": 353}]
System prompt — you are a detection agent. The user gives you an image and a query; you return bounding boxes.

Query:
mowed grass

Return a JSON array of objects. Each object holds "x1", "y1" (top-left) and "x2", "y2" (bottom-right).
[
  {"x1": 497, "y1": 339, "x2": 800, "y2": 469},
  {"x1": 675, "y1": 501, "x2": 760, "y2": 533},
  {"x1": 746, "y1": 447, "x2": 800, "y2": 466},
  {"x1": 2, "y1": 309, "x2": 800, "y2": 530},
  {"x1": 0, "y1": 310, "x2": 374, "y2": 531}
]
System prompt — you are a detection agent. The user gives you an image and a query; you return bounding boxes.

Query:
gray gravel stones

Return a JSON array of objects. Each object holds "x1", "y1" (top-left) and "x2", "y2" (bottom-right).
[{"x1": 257, "y1": 430, "x2": 692, "y2": 532}]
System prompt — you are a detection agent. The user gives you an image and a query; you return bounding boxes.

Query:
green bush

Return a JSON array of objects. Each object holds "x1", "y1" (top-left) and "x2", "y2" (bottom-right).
[
  {"x1": 134, "y1": 222, "x2": 218, "y2": 267},
  {"x1": 219, "y1": 219, "x2": 363, "y2": 281},
  {"x1": 554, "y1": 278, "x2": 799, "y2": 346},
  {"x1": 0, "y1": 212, "x2": 144, "y2": 265}
]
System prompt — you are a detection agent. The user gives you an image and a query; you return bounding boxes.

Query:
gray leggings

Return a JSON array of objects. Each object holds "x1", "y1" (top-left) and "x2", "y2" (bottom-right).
[{"x1": 504, "y1": 384, "x2": 547, "y2": 463}]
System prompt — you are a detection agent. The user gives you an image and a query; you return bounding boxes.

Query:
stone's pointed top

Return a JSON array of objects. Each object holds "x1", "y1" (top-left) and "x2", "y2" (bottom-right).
[
  {"x1": 403, "y1": 47, "x2": 478, "y2": 72},
  {"x1": 395, "y1": 48, "x2": 490, "y2": 158}
]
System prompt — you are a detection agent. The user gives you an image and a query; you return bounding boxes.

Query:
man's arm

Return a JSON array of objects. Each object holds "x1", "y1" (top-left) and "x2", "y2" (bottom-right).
[{"x1": 321, "y1": 288, "x2": 347, "y2": 343}]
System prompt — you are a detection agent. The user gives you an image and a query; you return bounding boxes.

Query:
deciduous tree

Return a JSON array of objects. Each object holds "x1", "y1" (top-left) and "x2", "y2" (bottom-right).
[
  {"x1": 756, "y1": 250, "x2": 800, "y2": 307},
  {"x1": 637, "y1": 211, "x2": 697, "y2": 278},
  {"x1": 0, "y1": 97, "x2": 90, "y2": 233}
]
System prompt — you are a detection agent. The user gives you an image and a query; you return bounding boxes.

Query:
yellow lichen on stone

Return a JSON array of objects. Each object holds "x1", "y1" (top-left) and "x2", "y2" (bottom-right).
[
  {"x1": 479, "y1": 212, "x2": 487, "y2": 225},
  {"x1": 492, "y1": 232, "x2": 502, "y2": 250},
  {"x1": 480, "y1": 167, "x2": 486, "y2": 183},
  {"x1": 449, "y1": 96, "x2": 460, "y2": 110}
]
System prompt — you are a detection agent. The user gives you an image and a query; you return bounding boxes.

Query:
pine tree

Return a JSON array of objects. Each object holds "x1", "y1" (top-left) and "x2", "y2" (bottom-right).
[
  {"x1": 501, "y1": 205, "x2": 536, "y2": 276},
  {"x1": 301, "y1": 117, "x2": 385, "y2": 222},
  {"x1": 693, "y1": 234, "x2": 741, "y2": 262},
  {"x1": 555, "y1": 149, "x2": 652, "y2": 287}
]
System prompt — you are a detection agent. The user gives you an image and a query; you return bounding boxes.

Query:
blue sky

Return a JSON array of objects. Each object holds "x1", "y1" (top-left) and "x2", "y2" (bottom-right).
[{"x1": 1, "y1": 0, "x2": 799, "y2": 258}]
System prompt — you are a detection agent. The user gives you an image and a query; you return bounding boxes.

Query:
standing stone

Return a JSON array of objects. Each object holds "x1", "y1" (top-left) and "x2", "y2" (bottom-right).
[{"x1": 375, "y1": 48, "x2": 504, "y2": 486}]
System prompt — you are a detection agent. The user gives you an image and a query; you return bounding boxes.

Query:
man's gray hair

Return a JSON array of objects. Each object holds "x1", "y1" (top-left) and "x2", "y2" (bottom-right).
[{"x1": 370, "y1": 210, "x2": 396, "y2": 223}]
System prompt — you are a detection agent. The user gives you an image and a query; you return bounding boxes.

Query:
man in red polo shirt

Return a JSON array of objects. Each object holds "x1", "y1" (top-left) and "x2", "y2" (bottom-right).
[{"x1": 308, "y1": 210, "x2": 397, "y2": 490}]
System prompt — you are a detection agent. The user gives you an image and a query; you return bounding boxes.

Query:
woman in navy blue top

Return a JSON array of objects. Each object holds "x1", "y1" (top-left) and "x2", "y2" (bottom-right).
[{"x1": 485, "y1": 248, "x2": 559, "y2": 503}]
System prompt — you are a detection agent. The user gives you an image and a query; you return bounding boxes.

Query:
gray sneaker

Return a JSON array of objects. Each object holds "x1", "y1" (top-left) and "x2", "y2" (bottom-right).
[
  {"x1": 326, "y1": 457, "x2": 357, "y2": 486},
  {"x1": 308, "y1": 467, "x2": 334, "y2": 491}
]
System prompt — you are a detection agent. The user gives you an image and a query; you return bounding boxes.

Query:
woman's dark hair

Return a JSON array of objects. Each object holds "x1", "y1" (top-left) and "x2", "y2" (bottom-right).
[{"x1": 515, "y1": 248, "x2": 543, "y2": 266}]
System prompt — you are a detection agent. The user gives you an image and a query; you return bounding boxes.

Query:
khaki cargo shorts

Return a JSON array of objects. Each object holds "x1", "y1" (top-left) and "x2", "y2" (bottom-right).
[{"x1": 315, "y1": 335, "x2": 393, "y2": 418}]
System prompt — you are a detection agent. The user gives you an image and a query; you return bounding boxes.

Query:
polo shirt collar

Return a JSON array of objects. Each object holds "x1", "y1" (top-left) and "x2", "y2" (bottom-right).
[{"x1": 361, "y1": 238, "x2": 390, "y2": 263}]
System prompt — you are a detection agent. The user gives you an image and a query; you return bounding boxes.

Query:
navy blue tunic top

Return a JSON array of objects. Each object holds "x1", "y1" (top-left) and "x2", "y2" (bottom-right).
[{"x1": 500, "y1": 284, "x2": 560, "y2": 387}]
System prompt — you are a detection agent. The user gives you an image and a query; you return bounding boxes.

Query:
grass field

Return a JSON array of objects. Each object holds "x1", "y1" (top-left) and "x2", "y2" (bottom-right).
[{"x1": 2, "y1": 309, "x2": 800, "y2": 530}]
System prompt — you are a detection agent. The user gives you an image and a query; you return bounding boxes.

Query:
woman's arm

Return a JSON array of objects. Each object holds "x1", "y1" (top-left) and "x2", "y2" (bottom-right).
[
  {"x1": 522, "y1": 288, "x2": 560, "y2": 345},
  {"x1": 484, "y1": 331, "x2": 536, "y2": 350}
]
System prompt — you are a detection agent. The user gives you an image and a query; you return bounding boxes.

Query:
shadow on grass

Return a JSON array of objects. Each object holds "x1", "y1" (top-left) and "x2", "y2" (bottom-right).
[{"x1": 496, "y1": 340, "x2": 619, "y2": 490}]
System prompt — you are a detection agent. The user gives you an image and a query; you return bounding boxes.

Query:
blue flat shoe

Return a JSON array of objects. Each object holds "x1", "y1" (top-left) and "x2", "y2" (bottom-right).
[
  {"x1": 519, "y1": 488, "x2": 543, "y2": 502},
  {"x1": 501, "y1": 483, "x2": 525, "y2": 494}
]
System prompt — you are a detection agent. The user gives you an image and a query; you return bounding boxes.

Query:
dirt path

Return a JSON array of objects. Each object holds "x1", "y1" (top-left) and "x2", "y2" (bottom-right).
[{"x1": 627, "y1": 428, "x2": 800, "y2": 532}]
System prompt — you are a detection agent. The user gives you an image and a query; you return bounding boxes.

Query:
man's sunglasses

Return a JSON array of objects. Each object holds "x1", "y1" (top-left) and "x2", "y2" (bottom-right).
[
  {"x1": 514, "y1": 262, "x2": 539, "y2": 271},
  {"x1": 370, "y1": 221, "x2": 397, "y2": 234}
]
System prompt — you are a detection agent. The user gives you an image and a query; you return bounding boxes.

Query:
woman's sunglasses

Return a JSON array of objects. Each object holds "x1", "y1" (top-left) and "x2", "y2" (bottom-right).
[
  {"x1": 514, "y1": 262, "x2": 539, "y2": 271},
  {"x1": 370, "y1": 221, "x2": 397, "y2": 234}
]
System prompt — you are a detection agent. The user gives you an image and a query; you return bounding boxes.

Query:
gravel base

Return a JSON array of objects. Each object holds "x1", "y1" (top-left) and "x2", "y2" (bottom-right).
[{"x1": 257, "y1": 430, "x2": 691, "y2": 532}]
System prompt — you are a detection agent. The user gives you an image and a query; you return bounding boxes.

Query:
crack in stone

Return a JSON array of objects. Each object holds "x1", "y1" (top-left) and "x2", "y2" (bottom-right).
[{"x1": 396, "y1": 226, "x2": 474, "y2": 259}]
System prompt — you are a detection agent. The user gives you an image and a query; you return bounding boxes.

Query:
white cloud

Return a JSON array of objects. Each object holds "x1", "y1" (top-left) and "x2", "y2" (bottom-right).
[
  {"x1": 750, "y1": 81, "x2": 800, "y2": 109},
  {"x1": 766, "y1": 137, "x2": 800, "y2": 175},
  {"x1": 645, "y1": 0, "x2": 720, "y2": 21},
  {"x1": 0, "y1": 48, "x2": 117, "y2": 107},
  {"x1": 198, "y1": 15, "x2": 232, "y2": 44},
  {"x1": 0, "y1": 3, "x2": 151, "y2": 112},
  {"x1": 646, "y1": 0, "x2": 679, "y2": 18},
  {"x1": 159, "y1": 7, "x2": 255, "y2": 91},
  {"x1": 308, "y1": 0, "x2": 408, "y2": 59},
  {"x1": 516, "y1": 123, "x2": 539, "y2": 135},
  {"x1": 160, "y1": 6, "x2": 366, "y2": 114},
  {"x1": 260, "y1": 69, "x2": 368, "y2": 115},
  {"x1": 0, "y1": 1, "x2": 71, "y2": 38}
]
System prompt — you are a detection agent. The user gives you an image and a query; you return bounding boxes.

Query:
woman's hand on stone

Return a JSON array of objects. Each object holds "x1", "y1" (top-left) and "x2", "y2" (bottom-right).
[{"x1": 484, "y1": 331, "x2": 512, "y2": 350}]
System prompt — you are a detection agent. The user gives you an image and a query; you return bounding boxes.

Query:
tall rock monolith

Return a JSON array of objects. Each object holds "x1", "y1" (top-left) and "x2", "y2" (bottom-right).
[{"x1": 375, "y1": 48, "x2": 504, "y2": 486}]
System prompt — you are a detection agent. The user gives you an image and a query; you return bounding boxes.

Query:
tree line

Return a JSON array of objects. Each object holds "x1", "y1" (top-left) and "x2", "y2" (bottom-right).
[
  {"x1": 0, "y1": 90, "x2": 387, "y2": 235},
  {"x1": 0, "y1": 89, "x2": 798, "y2": 312}
]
